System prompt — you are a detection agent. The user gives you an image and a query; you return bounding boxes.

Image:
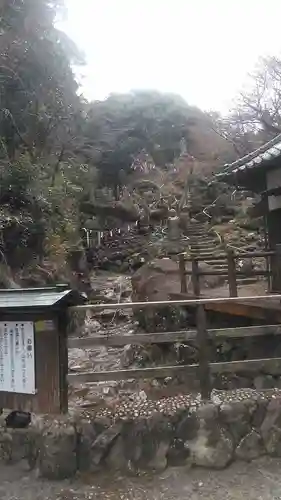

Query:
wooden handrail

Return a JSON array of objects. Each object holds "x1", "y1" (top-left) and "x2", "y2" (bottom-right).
[
  {"x1": 68, "y1": 324, "x2": 281, "y2": 348},
  {"x1": 184, "y1": 250, "x2": 276, "y2": 261},
  {"x1": 70, "y1": 294, "x2": 281, "y2": 311},
  {"x1": 68, "y1": 357, "x2": 281, "y2": 384},
  {"x1": 184, "y1": 269, "x2": 270, "y2": 276}
]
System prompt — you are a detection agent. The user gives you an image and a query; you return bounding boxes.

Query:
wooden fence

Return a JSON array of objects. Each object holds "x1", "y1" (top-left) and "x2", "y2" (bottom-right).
[
  {"x1": 68, "y1": 293, "x2": 281, "y2": 401},
  {"x1": 178, "y1": 248, "x2": 278, "y2": 297},
  {"x1": 67, "y1": 245, "x2": 281, "y2": 401}
]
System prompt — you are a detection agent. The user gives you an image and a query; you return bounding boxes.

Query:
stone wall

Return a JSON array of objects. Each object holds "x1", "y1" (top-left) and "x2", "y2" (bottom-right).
[{"x1": 1, "y1": 389, "x2": 281, "y2": 480}]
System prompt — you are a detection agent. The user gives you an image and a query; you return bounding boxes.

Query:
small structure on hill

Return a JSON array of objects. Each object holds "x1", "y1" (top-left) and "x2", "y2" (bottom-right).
[{"x1": 217, "y1": 133, "x2": 281, "y2": 291}]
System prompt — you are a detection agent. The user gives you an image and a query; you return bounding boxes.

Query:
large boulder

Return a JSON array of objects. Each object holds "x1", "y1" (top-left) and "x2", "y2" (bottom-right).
[
  {"x1": 219, "y1": 400, "x2": 256, "y2": 445},
  {"x1": 80, "y1": 201, "x2": 140, "y2": 223},
  {"x1": 235, "y1": 430, "x2": 265, "y2": 461},
  {"x1": 38, "y1": 419, "x2": 77, "y2": 480},
  {"x1": 260, "y1": 397, "x2": 281, "y2": 456},
  {"x1": 186, "y1": 404, "x2": 234, "y2": 469},
  {"x1": 132, "y1": 257, "x2": 223, "y2": 302},
  {"x1": 131, "y1": 258, "x2": 224, "y2": 330},
  {"x1": 108, "y1": 415, "x2": 173, "y2": 472}
]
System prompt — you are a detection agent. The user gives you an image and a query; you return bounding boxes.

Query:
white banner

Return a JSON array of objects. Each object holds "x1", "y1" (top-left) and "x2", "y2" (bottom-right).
[{"x1": 0, "y1": 321, "x2": 35, "y2": 394}]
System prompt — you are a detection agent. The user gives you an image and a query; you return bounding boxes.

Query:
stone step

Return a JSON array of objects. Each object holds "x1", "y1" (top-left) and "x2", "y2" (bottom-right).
[
  {"x1": 188, "y1": 234, "x2": 209, "y2": 238},
  {"x1": 189, "y1": 241, "x2": 217, "y2": 245},
  {"x1": 206, "y1": 259, "x2": 227, "y2": 265},
  {"x1": 189, "y1": 253, "x2": 223, "y2": 259},
  {"x1": 189, "y1": 240, "x2": 217, "y2": 246},
  {"x1": 190, "y1": 245, "x2": 218, "y2": 254},
  {"x1": 189, "y1": 244, "x2": 218, "y2": 250},
  {"x1": 189, "y1": 248, "x2": 219, "y2": 253},
  {"x1": 236, "y1": 277, "x2": 258, "y2": 285},
  {"x1": 194, "y1": 241, "x2": 217, "y2": 245},
  {"x1": 191, "y1": 239, "x2": 221, "y2": 244},
  {"x1": 210, "y1": 265, "x2": 229, "y2": 271},
  {"x1": 189, "y1": 233, "x2": 215, "y2": 239},
  {"x1": 188, "y1": 238, "x2": 217, "y2": 244}
]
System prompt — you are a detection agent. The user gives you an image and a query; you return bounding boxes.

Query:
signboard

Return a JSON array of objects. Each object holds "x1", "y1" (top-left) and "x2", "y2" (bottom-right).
[{"x1": 0, "y1": 322, "x2": 35, "y2": 395}]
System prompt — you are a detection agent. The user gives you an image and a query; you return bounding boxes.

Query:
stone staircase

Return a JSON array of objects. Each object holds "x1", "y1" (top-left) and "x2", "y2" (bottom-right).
[{"x1": 187, "y1": 220, "x2": 259, "y2": 289}]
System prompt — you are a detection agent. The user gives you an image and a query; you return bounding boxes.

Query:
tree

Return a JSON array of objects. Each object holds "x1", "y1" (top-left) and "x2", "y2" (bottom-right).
[
  {"x1": 0, "y1": 0, "x2": 87, "y2": 278},
  {"x1": 208, "y1": 111, "x2": 259, "y2": 157},
  {"x1": 213, "y1": 56, "x2": 281, "y2": 157},
  {"x1": 82, "y1": 91, "x2": 194, "y2": 196},
  {"x1": 0, "y1": 0, "x2": 83, "y2": 164},
  {"x1": 237, "y1": 56, "x2": 281, "y2": 136}
]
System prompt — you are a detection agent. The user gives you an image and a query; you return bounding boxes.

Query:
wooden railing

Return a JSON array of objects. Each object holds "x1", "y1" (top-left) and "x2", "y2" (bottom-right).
[
  {"x1": 179, "y1": 249, "x2": 277, "y2": 297},
  {"x1": 68, "y1": 294, "x2": 281, "y2": 401}
]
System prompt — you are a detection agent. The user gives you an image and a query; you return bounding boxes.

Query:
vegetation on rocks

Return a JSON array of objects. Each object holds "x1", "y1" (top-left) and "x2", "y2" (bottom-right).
[{"x1": 1, "y1": 0, "x2": 281, "y2": 287}]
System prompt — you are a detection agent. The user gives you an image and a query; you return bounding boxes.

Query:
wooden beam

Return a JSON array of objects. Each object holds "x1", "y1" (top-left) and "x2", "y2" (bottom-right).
[
  {"x1": 204, "y1": 301, "x2": 281, "y2": 321},
  {"x1": 70, "y1": 294, "x2": 281, "y2": 312},
  {"x1": 69, "y1": 332, "x2": 197, "y2": 347},
  {"x1": 68, "y1": 364, "x2": 198, "y2": 383},
  {"x1": 68, "y1": 357, "x2": 281, "y2": 383},
  {"x1": 191, "y1": 257, "x2": 211, "y2": 399},
  {"x1": 68, "y1": 325, "x2": 281, "y2": 349},
  {"x1": 272, "y1": 243, "x2": 281, "y2": 292},
  {"x1": 185, "y1": 269, "x2": 270, "y2": 277},
  {"x1": 167, "y1": 291, "x2": 281, "y2": 321},
  {"x1": 210, "y1": 357, "x2": 281, "y2": 375},
  {"x1": 262, "y1": 186, "x2": 281, "y2": 197},
  {"x1": 212, "y1": 324, "x2": 281, "y2": 338},
  {"x1": 184, "y1": 250, "x2": 275, "y2": 261},
  {"x1": 227, "y1": 248, "x2": 238, "y2": 297},
  {"x1": 196, "y1": 304, "x2": 211, "y2": 399},
  {"x1": 179, "y1": 253, "x2": 187, "y2": 293}
]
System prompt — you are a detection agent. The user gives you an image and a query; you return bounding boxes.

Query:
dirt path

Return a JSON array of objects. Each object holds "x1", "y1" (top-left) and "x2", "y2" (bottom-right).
[{"x1": 1, "y1": 458, "x2": 281, "y2": 500}]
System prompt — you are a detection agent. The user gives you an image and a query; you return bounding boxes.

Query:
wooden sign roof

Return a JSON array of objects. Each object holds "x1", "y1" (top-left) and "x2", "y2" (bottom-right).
[{"x1": 0, "y1": 285, "x2": 86, "y2": 310}]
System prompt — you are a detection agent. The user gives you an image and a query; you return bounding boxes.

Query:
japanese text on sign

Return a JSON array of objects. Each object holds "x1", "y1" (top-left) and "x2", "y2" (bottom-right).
[{"x1": 0, "y1": 322, "x2": 35, "y2": 394}]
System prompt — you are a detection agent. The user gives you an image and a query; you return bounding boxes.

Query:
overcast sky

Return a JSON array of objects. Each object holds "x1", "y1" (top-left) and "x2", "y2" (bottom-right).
[{"x1": 60, "y1": 0, "x2": 281, "y2": 113}]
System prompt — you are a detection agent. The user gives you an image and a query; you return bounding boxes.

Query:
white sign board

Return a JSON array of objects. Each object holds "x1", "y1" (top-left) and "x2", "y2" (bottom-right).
[{"x1": 0, "y1": 322, "x2": 35, "y2": 394}]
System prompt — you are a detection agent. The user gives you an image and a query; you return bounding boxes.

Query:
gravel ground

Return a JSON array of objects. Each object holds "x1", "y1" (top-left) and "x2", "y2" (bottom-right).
[{"x1": 2, "y1": 458, "x2": 281, "y2": 500}]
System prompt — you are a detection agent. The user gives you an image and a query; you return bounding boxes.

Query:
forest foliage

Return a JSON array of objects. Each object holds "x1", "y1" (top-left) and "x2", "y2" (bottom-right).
[{"x1": 0, "y1": 0, "x2": 280, "y2": 282}]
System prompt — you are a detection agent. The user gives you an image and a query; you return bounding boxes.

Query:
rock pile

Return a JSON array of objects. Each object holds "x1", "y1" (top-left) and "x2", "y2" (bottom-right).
[
  {"x1": 2, "y1": 390, "x2": 281, "y2": 479},
  {"x1": 86, "y1": 230, "x2": 150, "y2": 272},
  {"x1": 131, "y1": 257, "x2": 224, "y2": 331}
]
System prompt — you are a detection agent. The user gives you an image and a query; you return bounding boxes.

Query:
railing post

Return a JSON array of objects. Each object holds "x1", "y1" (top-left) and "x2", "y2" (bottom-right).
[
  {"x1": 191, "y1": 259, "x2": 211, "y2": 400},
  {"x1": 273, "y1": 243, "x2": 281, "y2": 293},
  {"x1": 226, "y1": 248, "x2": 238, "y2": 297},
  {"x1": 263, "y1": 209, "x2": 271, "y2": 292},
  {"x1": 179, "y1": 253, "x2": 187, "y2": 293},
  {"x1": 191, "y1": 259, "x2": 200, "y2": 296}
]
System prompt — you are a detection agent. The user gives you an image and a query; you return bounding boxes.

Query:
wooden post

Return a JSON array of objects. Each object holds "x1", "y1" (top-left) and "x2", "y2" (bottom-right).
[
  {"x1": 191, "y1": 259, "x2": 211, "y2": 400},
  {"x1": 58, "y1": 312, "x2": 69, "y2": 414},
  {"x1": 179, "y1": 254, "x2": 187, "y2": 293},
  {"x1": 226, "y1": 248, "x2": 238, "y2": 297},
  {"x1": 262, "y1": 195, "x2": 271, "y2": 292},
  {"x1": 191, "y1": 259, "x2": 200, "y2": 296},
  {"x1": 274, "y1": 243, "x2": 281, "y2": 293}
]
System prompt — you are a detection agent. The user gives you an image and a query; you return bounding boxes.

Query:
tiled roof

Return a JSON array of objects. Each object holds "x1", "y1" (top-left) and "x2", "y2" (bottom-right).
[{"x1": 218, "y1": 133, "x2": 281, "y2": 179}]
